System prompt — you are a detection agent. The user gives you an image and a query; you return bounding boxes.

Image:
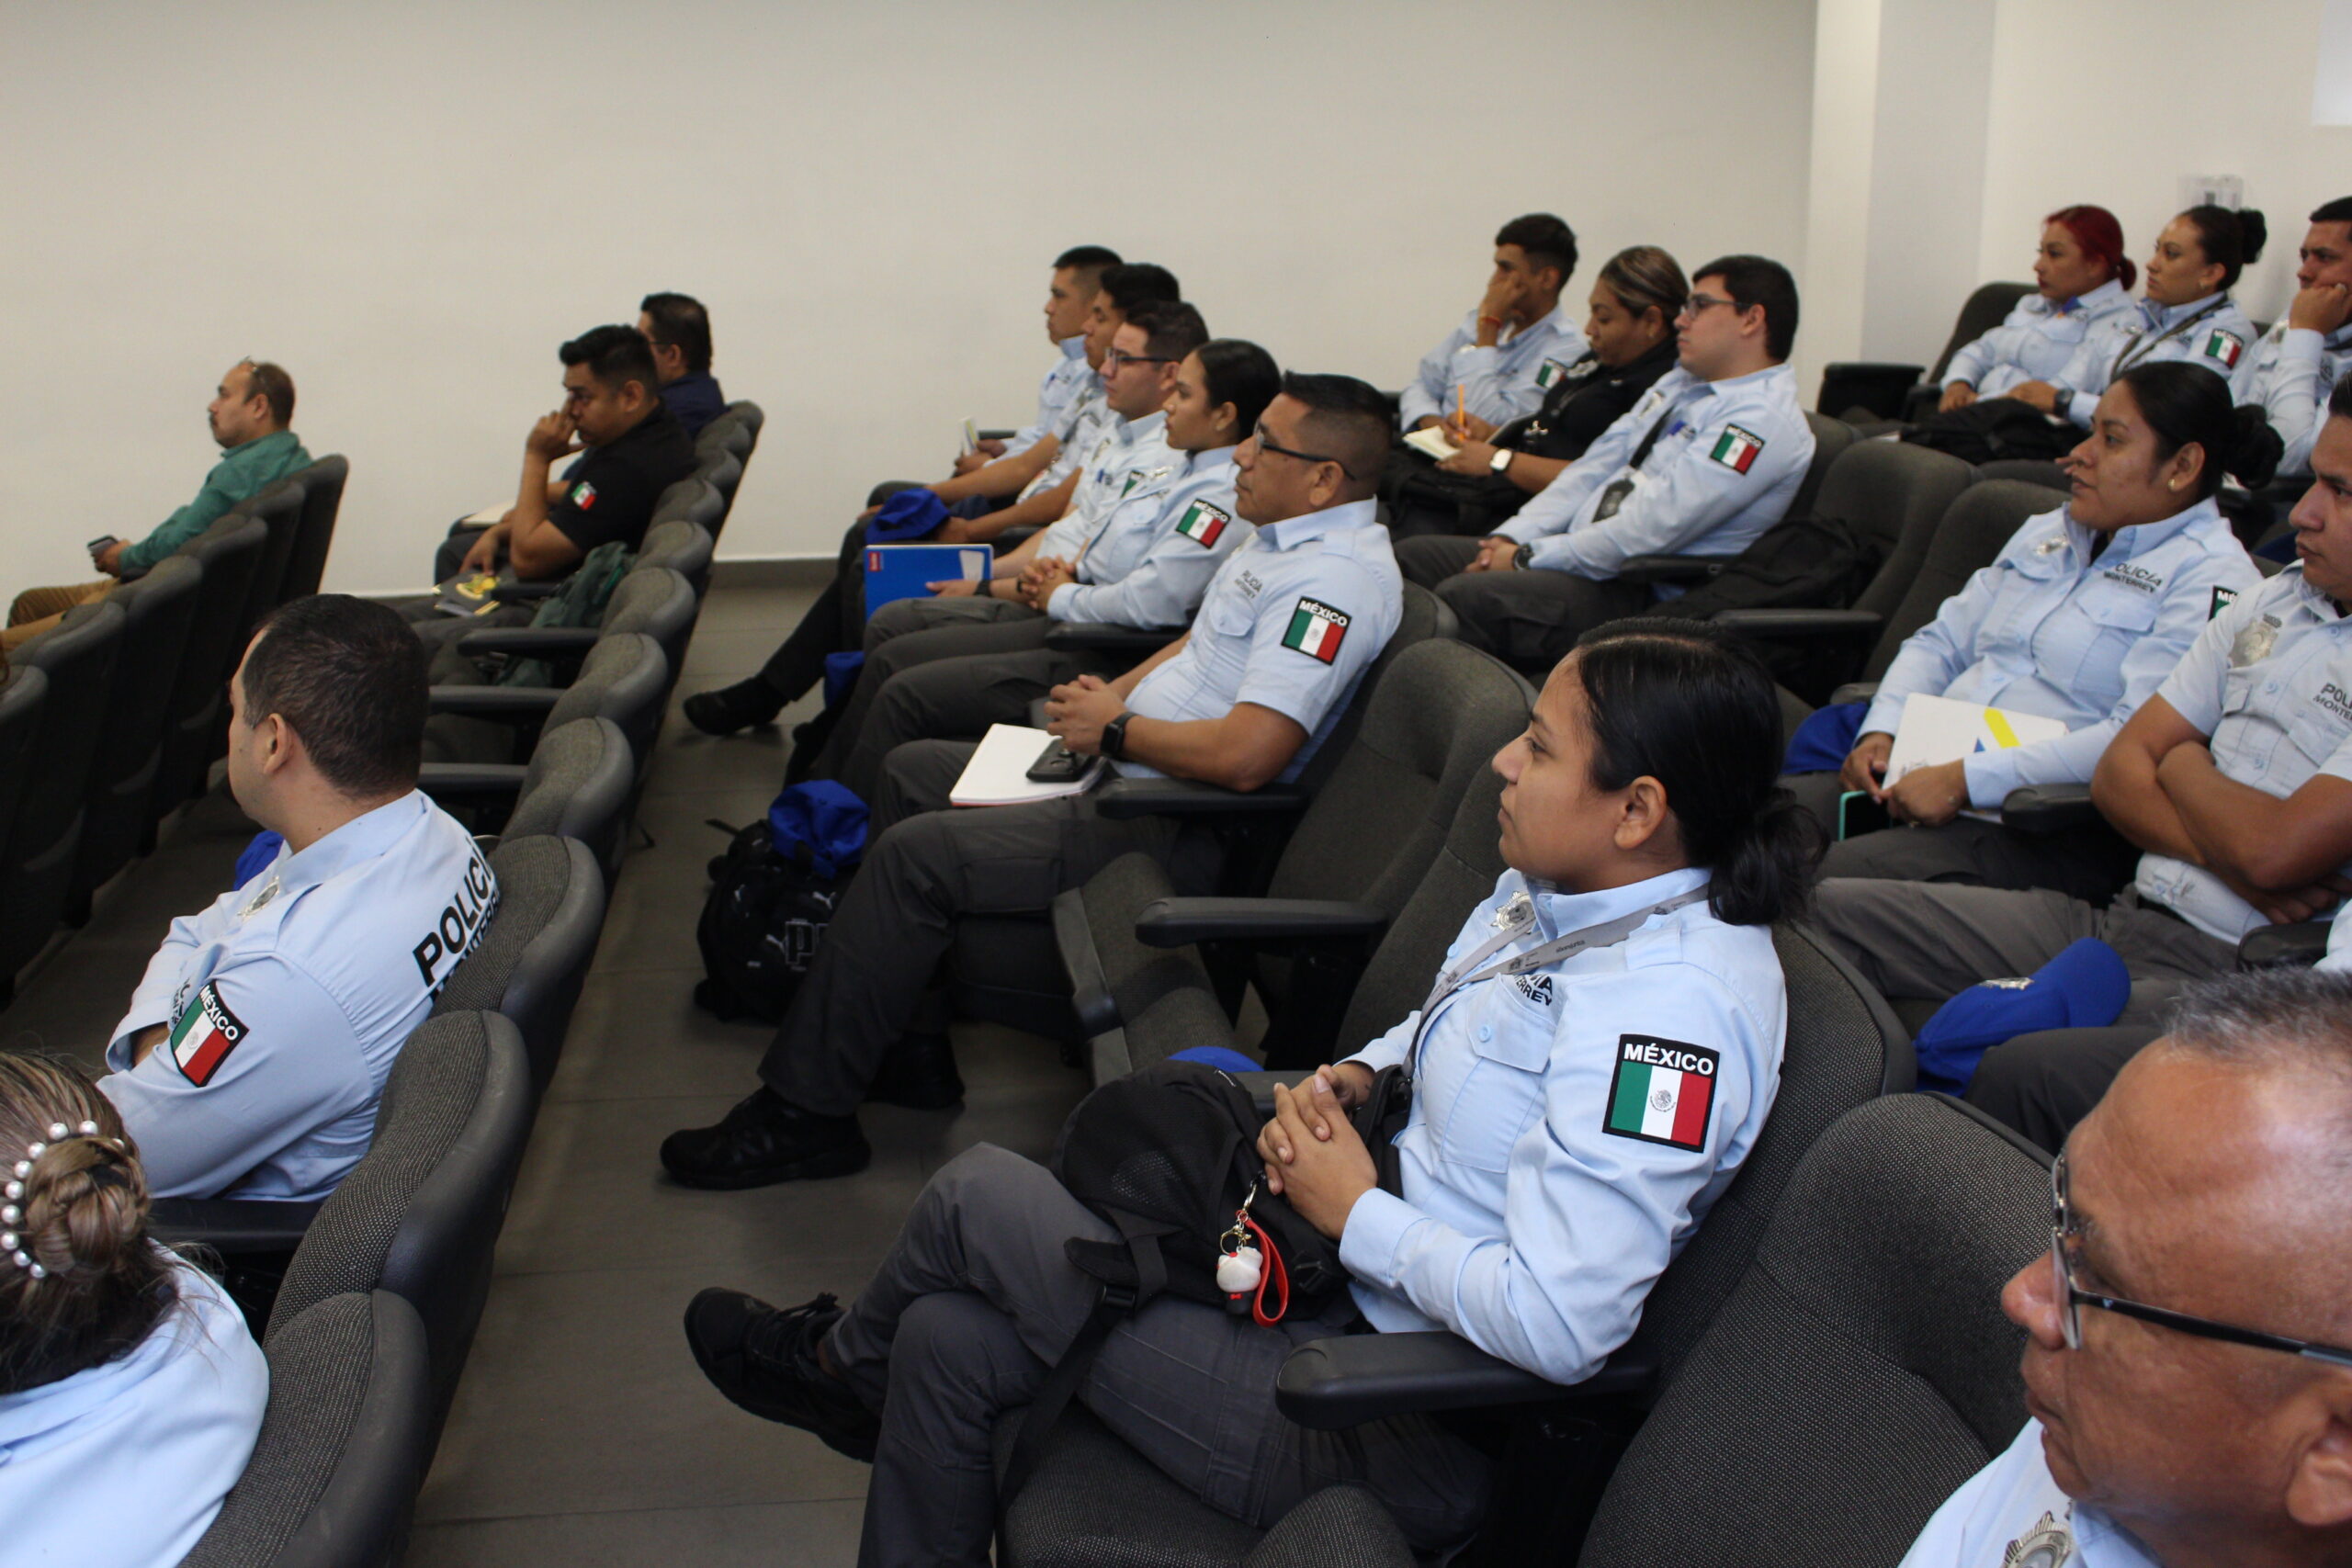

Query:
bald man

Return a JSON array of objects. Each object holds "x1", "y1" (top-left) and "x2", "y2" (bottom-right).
[{"x1": 1899, "y1": 968, "x2": 2352, "y2": 1568}]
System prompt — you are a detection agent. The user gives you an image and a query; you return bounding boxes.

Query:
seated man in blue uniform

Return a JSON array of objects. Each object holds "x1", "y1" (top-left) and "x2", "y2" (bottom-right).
[
  {"x1": 1894, "y1": 968, "x2": 2352, "y2": 1568},
  {"x1": 638, "y1": 290, "x2": 726, "y2": 437},
  {"x1": 1398, "y1": 212, "x2": 1588, "y2": 438},
  {"x1": 1399, "y1": 254, "x2": 1815, "y2": 673},
  {"x1": 678, "y1": 620, "x2": 1815, "y2": 1566},
  {"x1": 98, "y1": 595, "x2": 497, "y2": 1202},
  {"x1": 2238, "y1": 197, "x2": 2352, "y2": 481},
  {"x1": 659, "y1": 373, "x2": 1407, "y2": 1188}
]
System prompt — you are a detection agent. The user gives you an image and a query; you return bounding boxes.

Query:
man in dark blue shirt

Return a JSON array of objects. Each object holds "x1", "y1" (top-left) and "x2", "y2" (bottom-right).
[{"x1": 640, "y1": 292, "x2": 726, "y2": 436}]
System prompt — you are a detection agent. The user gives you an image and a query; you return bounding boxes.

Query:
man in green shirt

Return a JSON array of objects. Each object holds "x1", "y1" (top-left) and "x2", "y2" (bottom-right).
[{"x1": 4, "y1": 359, "x2": 310, "y2": 649}]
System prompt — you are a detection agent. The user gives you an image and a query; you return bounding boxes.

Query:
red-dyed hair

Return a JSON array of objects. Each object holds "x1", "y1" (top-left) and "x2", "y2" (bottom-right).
[{"x1": 2044, "y1": 205, "x2": 2135, "y2": 293}]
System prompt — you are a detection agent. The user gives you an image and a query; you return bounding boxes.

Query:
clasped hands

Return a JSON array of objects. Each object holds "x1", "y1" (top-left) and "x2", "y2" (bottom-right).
[{"x1": 1254, "y1": 1063, "x2": 1379, "y2": 1241}]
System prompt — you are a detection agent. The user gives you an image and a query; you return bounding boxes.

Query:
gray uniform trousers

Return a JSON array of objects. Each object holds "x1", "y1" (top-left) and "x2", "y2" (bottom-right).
[
  {"x1": 1962, "y1": 1024, "x2": 2162, "y2": 1153},
  {"x1": 829, "y1": 1142, "x2": 1492, "y2": 1568},
  {"x1": 1810, "y1": 879, "x2": 2236, "y2": 1024},
  {"x1": 810, "y1": 596, "x2": 1124, "y2": 803},
  {"x1": 1392, "y1": 536, "x2": 1650, "y2": 671},
  {"x1": 1787, "y1": 772, "x2": 2140, "y2": 905},
  {"x1": 753, "y1": 740, "x2": 1193, "y2": 1117}
]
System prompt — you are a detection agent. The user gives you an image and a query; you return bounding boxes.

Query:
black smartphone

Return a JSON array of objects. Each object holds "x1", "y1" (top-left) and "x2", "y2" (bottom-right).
[
  {"x1": 86, "y1": 535, "x2": 119, "y2": 553},
  {"x1": 1026, "y1": 739, "x2": 1092, "y2": 784},
  {"x1": 1838, "y1": 789, "x2": 1891, "y2": 840}
]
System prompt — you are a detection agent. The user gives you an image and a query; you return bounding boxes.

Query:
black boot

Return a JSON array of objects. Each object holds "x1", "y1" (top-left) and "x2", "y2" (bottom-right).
[
  {"x1": 683, "y1": 1289, "x2": 881, "y2": 1461},
  {"x1": 684, "y1": 676, "x2": 786, "y2": 737},
  {"x1": 864, "y1": 1032, "x2": 965, "y2": 1110},
  {"x1": 660, "y1": 1087, "x2": 870, "y2": 1188}
]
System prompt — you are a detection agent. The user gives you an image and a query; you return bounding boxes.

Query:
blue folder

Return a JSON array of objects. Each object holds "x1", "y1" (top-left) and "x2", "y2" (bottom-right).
[{"x1": 863, "y1": 543, "x2": 992, "y2": 614}]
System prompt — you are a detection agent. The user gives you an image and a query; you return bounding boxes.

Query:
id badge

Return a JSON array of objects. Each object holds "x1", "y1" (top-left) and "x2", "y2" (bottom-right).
[{"x1": 1593, "y1": 470, "x2": 1644, "y2": 522}]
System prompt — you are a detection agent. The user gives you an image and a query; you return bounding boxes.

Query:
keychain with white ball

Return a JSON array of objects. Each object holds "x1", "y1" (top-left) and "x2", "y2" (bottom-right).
[{"x1": 1216, "y1": 1182, "x2": 1265, "y2": 1306}]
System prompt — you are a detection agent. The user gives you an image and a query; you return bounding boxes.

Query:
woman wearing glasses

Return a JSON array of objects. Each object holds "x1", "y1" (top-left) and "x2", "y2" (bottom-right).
[
  {"x1": 1386, "y1": 246, "x2": 1688, "y2": 540},
  {"x1": 1895, "y1": 967, "x2": 2352, "y2": 1568}
]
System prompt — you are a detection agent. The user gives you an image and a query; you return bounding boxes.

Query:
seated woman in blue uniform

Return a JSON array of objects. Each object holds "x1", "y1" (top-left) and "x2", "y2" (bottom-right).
[
  {"x1": 0, "y1": 1055, "x2": 268, "y2": 1565},
  {"x1": 1788, "y1": 361, "x2": 2265, "y2": 902},
  {"x1": 1934, "y1": 206, "x2": 2139, "y2": 412},
  {"x1": 679, "y1": 619, "x2": 1816, "y2": 1567}
]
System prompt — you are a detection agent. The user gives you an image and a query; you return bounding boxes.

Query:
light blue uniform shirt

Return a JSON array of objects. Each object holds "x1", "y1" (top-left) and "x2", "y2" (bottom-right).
[
  {"x1": 1046, "y1": 444, "x2": 1249, "y2": 629},
  {"x1": 1897, "y1": 1420, "x2": 2156, "y2": 1568},
  {"x1": 0, "y1": 1256, "x2": 267, "y2": 1567},
  {"x1": 1498, "y1": 364, "x2": 1814, "y2": 588},
  {"x1": 1032, "y1": 411, "x2": 1177, "y2": 565},
  {"x1": 100, "y1": 792, "x2": 497, "y2": 1201},
  {"x1": 2052, "y1": 293, "x2": 2259, "y2": 426},
  {"x1": 2134, "y1": 563, "x2": 2352, "y2": 941},
  {"x1": 1338, "y1": 866, "x2": 1785, "y2": 1386},
  {"x1": 1398, "y1": 303, "x2": 1591, "y2": 430},
  {"x1": 999, "y1": 333, "x2": 1094, "y2": 460},
  {"x1": 1944, "y1": 280, "x2": 2137, "y2": 399},
  {"x1": 1863, "y1": 499, "x2": 2258, "y2": 807},
  {"x1": 2321, "y1": 902, "x2": 2352, "y2": 971},
  {"x1": 1120, "y1": 498, "x2": 1401, "y2": 784},
  {"x1": 1023, "y1": 373, "x2": 1110, "y2": 501},
  {"x1": 2238, "y1": 318, "x2": 2352, "y2": 478}
]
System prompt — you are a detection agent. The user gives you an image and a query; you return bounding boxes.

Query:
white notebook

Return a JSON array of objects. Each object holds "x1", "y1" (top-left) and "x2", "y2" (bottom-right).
[
  {"x1": 1887, "y1": 694, "x2": 2069, "y2": 820},
  {"x1": 1401, "y1": 426, "x2": 1462, "y2": 461},
  {"x1": 948, "y1": 724, "x2": 1103, "y2": 807}
]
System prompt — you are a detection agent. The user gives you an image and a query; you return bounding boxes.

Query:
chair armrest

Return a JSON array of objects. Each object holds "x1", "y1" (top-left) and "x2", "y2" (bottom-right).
[
  {"x1": 147, "y1": 1197, "x2": 324, "y2": 1255},
  {"x1": 487, "y1": 581, "x2": 562, "y2": 604},
  {"x1": 1091, "y1": 779, "x2": 1309, "y2": 820},
  {"x1": 1712, "y1": 608, "x2": 1884, "y2": 643},
  {"x1": 1816, "y1": 362, "x2": 1928, "y2": 420},
  {"x1": 1828, "y1": 681, "x2": 1881, "y2": 705},
  {"x1": 1274, "y1": 1331, "x2": 1658, "y2": 1430},
  {"x1": 1614, "y1": 555, "x2": 1724, "y2": 587},
  {"x1": 1135, "y1": 897, "x2": 1388, "y2": 949},
  {"x1": 456, "y1": 626, "x2": 597, "y2": 659},
  {"x1": 1050, "y1": 888, "x2": 1122, "y2": 1037},
  {"x1": 426, "y1": 685, "x2": 560, "y2": 717},
  {"x1": 2239, "y1": 919, "x2": 2332, "y2": 971},
  {"x1": 1043, "y1": 621, "x2": 1182, "y2": 655},
  {"x1": 2000, "y1": 784, "x2": 2100, "y2": 836},
  {"x1": 1820, "y1": 361, "x2": 1927, "y2": 380},
  {"x1": 416, "y1": 761, "x2": 530, "y2": 803},
  {"x1": 977, "y1": 428, "x2": 1017, "y2": 442}
]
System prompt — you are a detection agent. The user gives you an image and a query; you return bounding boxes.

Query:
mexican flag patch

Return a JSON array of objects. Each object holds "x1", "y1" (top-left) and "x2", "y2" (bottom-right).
[
  {"x1": 2200, "y1": 329, "x2": 2245, "y2": 369},
  {"x1": 1603, "y1": 1034, "x2": 1719, "y2": 1152},
  {"x1": 1709, "y1": 426, "x2": 1765, "y2": 474},
  {"x1": 1282, "y1": 597, "x2": 1350, "y2": 663},
  {"x1": 2211, "y1": 584, "x2": 2240, "y2": 620},
  {"x1": 170, "y1": 982, "x2": 248, "y2": 1088},
  {"x1": 1174, "y1": 501, "x2": 1229, "y2": 548},
  {"x1": 1534, "y1": 358, "x2": 1570, "y2": 389},
  {"x1": 570, "y1": 480, "x2": 598, "y2": 510}
]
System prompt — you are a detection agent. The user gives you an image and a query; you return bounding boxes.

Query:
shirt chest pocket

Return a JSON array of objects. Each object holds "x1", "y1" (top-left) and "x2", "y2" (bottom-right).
[
  {"x1": 2284, "y1": 682, "x2": 2352, "y2": 773},
  {"x1": 2050, "y1": 580, "x2": 2162, "y2": 694},
  {"x1": 1425, "y1": 985, "x2": 1552, "y2": 1174},
  {"x1": 1195, "y1": 592, "x2": 1258, "y2": 680}
]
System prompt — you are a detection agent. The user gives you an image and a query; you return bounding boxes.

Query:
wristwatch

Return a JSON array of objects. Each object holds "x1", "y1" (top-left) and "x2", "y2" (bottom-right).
[
  {"x1": 1513, "y1": 543, "x2": 1533, "y2": 570},
  {"x1": 1488, "y1": 446, "x2": 1514, "y2": 476},
  {"x1": 1100, "y1": 713, "x2": 1131, "y2": 761}
]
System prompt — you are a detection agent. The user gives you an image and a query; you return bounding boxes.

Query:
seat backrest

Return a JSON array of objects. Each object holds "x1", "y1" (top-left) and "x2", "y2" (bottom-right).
[
  {"x1": 1619, "y1": 920, "x2": 1914, "y2": 1382},
  {"x1": 1863, "y1": 479, "x2": 2056, "y2": 682},
  {"x1": 73, "y1": 554, "x2": 207, "y2": 900},
  {"x1": 183, "y1": 1291, "x2": 433, "y2": 1568},
  {"x1": 1787, "y1": 413, "x2": 1858, "y2": 526},
  {"x1": 600, "y1": 566, "x2": 698, "y2": 693},
  {"x1": 547, "y1": 631, "x2": 670, "y2": 765},
  {"x1": 503, "y1": 716, "x2": 634, "y2": 880},
  {"x1": 654, "y1": 474, "x2": 727, "y2": 535},
  {"x1": 1287, "y1": 581, "x2": 1445, "y2": 800},
  {"x1": 279, "y1": 454, "x2": 351, "y2": 601},
  {"x1": 638, "y1": 518, "x2": 716, "y2": 596},
  {"x1": 1812, "y1": 442, "x2": 1978, "y2": 624},
  {"x1": 1973, "y1": 457, "x2": 2072, "y2": 492},
  {"x1": 2, "y1": 599, "x2": 125, "y2": 975},
  {"x1": 154, "y1": 515, "x2": 270, "y2": 818},
  {"x1": 1927, "y1": 281, "x2": 2038, "y2": 385},
  {"x1": 721, "y1": 399, "x2": 764, "y2": 444},
  {"x1": 430, "y1": 834, "x2": 605, "y2": 1094},
  {"x1": 695, "y1": 448, "x2": 744, "y2": 508},
  {"x1": 0, "y1": 668, "x2": 49, "y2": 909},
  {"x1": 1578, "y1": 1095, "x2": 2047, "y2": 1568},
  {"x1": 268, "y1": 1012, "x2": 535, "y2": 1430},
  {"x1": 232, "y1": 475, "x2": 309, "y2": 645},
  {"x1": 695, "y1": 417, "x2": 752, "y2": 465}
]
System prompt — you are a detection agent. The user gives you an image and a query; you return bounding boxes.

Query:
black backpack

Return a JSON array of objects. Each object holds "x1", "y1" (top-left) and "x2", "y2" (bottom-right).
[{"x1": 692, "y1": 818, "x2": 850, "y2": 1023}]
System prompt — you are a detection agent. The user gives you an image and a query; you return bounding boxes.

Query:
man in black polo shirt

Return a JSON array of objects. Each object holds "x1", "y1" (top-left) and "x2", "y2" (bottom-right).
[{"x1": 457, "y1": 323, "x2": 696, "y2": 581}]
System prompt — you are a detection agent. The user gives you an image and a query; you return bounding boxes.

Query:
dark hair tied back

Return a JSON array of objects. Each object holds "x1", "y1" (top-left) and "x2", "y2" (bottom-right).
[
  {"x1": 2178, "y1": 205, "x2": 2268, "y2": 291},
  {"x1": 2115, "y1": 361, "x2": 2279, "y2": 493}
]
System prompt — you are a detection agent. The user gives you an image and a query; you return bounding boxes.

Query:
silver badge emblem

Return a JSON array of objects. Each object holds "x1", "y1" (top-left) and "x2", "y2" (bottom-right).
[
  {"x1": 2230, "y1": 615, "x2": 2281, "y2": 669},
  {"x1": 1984, "y1": 976, "x2": 2034, "y2": 991},
  {"x1": 237, "y1": 874, "x2": 281, "y2": 919},
  {"x1": 1999, "y1": 1509, "x2": 2075, "y2": 1568},
  {"x1": 2034, "y1": 535, "x2": 2066, "y2": 557},
  {"x1": 1492, "y1": 891, "x2": 1534, "y2": 931}
]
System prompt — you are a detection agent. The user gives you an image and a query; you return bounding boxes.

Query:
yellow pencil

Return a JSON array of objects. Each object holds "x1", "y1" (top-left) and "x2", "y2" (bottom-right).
[{"x1": 1454, "y1": 382, "x2": 1465, "y2": 434}]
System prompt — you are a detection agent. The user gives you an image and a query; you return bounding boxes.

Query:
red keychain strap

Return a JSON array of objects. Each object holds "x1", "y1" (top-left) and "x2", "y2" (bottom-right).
[{"x1": 1242, "y1": 1213, "x2": 1290, "y2": 1326}]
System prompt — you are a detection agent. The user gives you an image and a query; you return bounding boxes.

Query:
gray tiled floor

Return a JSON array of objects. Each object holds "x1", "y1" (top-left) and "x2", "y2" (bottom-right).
[
  {"x1": 403, "y1": 581, "x2": 1091, "y2": 1565},
  {"x1": 0, "y1": 581, "x2": 1091, "y2": 1566}
]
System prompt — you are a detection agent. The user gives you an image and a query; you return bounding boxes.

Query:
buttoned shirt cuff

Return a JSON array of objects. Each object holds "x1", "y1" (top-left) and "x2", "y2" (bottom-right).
[
  {"x1": 1961, "y1": 749, "x2": 2018, "y2": 810},
  {"x1": 1860, "y1": 693, "x2": 1906, "y2": 741},
  {"x1": 2281, "y1": 327, "x2": 2328, "y2": 365},
  {"x1": 2064, "y1": 390, "x2": 2096, "y2": 426},
  {"x1": 1337, "y1": 1187, "x2": 1427, "y2": 1291},
  {"x1": 1045, "y1": 582, "x2": 1080, "y2": 619},
  {"x1": 1522, "y1": 536, "x2": 1579, "y2": 573}
]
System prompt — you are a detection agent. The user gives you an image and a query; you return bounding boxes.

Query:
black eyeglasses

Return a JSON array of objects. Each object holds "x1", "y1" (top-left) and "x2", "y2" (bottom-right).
[
  {"x1": 2050, "y1": 1152, "x2": 2352, "y2": 1368},
  {"x1": 1677, "y1": 292, "x2": 1736, "y2": 321},
  {"x1": 1102, "y1": 349, "x2": 1175, "y2": 371},
  {"x1": 1249, "y1": 423, "x2": 1355, "y2": 479}
]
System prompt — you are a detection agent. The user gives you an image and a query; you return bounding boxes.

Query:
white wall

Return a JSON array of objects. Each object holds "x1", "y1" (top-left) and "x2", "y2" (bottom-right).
[
  {"x1": 0, "y1": 0, "x2": 1820, "y2": 593},
  {"x1": 1976, "y1": 0, "x2": 2352, "y2": 327}
]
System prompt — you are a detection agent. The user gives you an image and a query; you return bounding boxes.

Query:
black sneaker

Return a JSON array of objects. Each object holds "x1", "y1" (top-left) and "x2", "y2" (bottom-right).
[
  {"x1": 660, "y1": 1088, "x2": 871, "y2": 1189},
  {"x1": 865, "y1": 1032, "x2": 965, "y2": 1110},
  {"x1": 683, "y1": 1289, "x2": 881, "y2": 1461},
  {"x1": 684, "y1": 678, "x2": 785, "y2": 737}
]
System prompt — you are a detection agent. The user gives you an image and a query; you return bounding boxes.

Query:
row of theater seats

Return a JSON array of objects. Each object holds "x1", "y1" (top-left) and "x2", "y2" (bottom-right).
[
  {"x1": 0, "y1": 457, "x2": 348, "y2": 1002},
  {"x1": 21, "y1": 410, "x2": 763, "y2": 1567}
]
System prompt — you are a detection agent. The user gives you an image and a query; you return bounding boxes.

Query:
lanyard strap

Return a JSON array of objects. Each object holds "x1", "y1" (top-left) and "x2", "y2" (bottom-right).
[
  {"x1": 2111, "y1": 299, "x2": 2227, "y2": 378},
  {"x1": 1403, "y1": 886, "x2": 1711, "y2": 1078}
]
